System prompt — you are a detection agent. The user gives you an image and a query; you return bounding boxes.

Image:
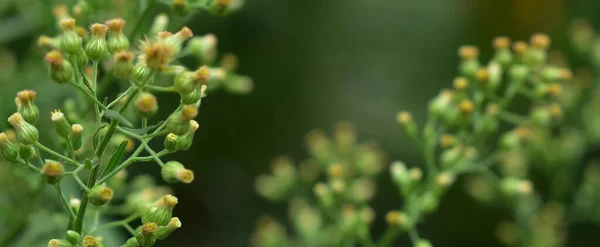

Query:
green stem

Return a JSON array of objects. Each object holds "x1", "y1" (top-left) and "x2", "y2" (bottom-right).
[
  {"x1": 56, "y1": 183, "x2": 77, "y2": 220},
  {"x1": 34, "y1": 142, "x2": 81, "y2": 167},
  {"x1": 375, "y1": 227, "x2": 403, "y2": 247},
  {"x1": 72, "y1": 174, "x2": 91, "y2": 192},
  {"x1": 128, "y1": 0, "x2": 157, "y2": 41},
  {"x1": 90, "y1": 214, "x2": 139, "y2": 235},
  {"x1": 71, "y1": 81, "x2": 109, "y2": 111},
  {"x1": 92, "y1": 62, "x2": 101, "y2": 126}
]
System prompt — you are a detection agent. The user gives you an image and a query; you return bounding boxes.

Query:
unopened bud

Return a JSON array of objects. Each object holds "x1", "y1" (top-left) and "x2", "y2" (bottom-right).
[
  {"x1": 174, "y1": 66, "x2": 210, "y2": 94},
  {"x1": 164, "y1": 133, "x2": 179, "y2": 152},
  {"x1": 52, "y1": 110, "x2": 72, "y2": 138},
  {"x1": 161, "y1": 161, "x2": 194, "y2": 184},
  {"x1": 106, "y1": 18, "x2": 130, "y2": 53},
  {"x1": 136, "y1": 222, "x2": 158, "y2": 246},
  {"x1": 181, "y1": 105, "x2": 198, "y2": 120},
  {"x1": 157, "y1": 217, "x2": 182, "y2": 239},
  {"x1": 16, "y1": 90, "x2": 39, "y2": 124},
  {"x1": 501, "y1": 177, "x2": 533, "y2": 197},
  {"x1": 132, "y1": 61, "x2": 153, "y2": 84},
  {"x1": 172, "y1": 0, "x2": 190, "y2": 16},
  {"x1": 45, "y1": 50, "x2": 74, "y2": 84},
  {"x1": 142, "y1": 194, "x2": 178, "y2": 226},
  {"x1": 135, "y1": 93, "x2": 159, "y2": 117},
  {"x1": 85, "y1": 24, "x2": 109, "y2": 62},
  {"x1": 396, "y1": 111, "x2": 417, "y2": 138},
  {"x1": 65, "y1": 230, "x2": 81, "y2": 245},
  {"x1": 512, "y1": 41, "x2": 528, "y2": 56},
  {"x1": 149, "y1": 14, "x2": 170, "y2": 35},
  {"x1": 385, "y1": 211, "x2": 412, "y2": 229},
  {"x1": 74, "y1": 48, "x2": 89, "y2": 70},
  {"x1": 42, "y1": 160, "x2": 64, "y2": 184},
  {"x1": 165, "y1": 112, "x2": 190, "y2": 135},
  {"x1": 0, "y1": 133, "x2": 19, "y2": 162},
  {"x1": 8, "y1": 113, "x2": 39, "y2": 145},
  {"x1": 180, "y1": 88, "x2": 203, "y2": 104},
  {"x1": 114, "y1": 50, "x2": 134, "y2": 78},
  {"x1": 314, "y1": 183, "x2": 334, "y2": 209},
  {"x1": 185, "y1": 34, "x2": 218, "y2": 64},
  {"x1": 121, "y1": 237, "x2": 139, "y2": 247},
  {"x1": 89, "y1": 184, "x2": 114, "y2": 206},
  {"x1": 60, "y1": 18, "x2": 83, "y2": 54},
  {"x1": 70, "y1": 124, "x2": 84, "y2": 150},
  {"x1": 38, "y1": 35, "x2": 60, "y2": 49},
  {"x1": 531, "y1": 33, "x2": 551, "y2": 50},
  {"x1": 48, "y1": 239, "x2": 72, "y2": 247}
]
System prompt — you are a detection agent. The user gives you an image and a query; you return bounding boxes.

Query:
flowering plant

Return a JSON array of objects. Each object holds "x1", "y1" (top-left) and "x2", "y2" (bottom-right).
[{"x1": 0, "y1": 0, "x2": 250, "y2": 246}]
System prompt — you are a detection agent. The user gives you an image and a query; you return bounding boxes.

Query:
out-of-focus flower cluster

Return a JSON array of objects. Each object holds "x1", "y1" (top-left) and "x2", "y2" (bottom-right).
[
  {"x1": 252, "y1": 122, "x2": 386, "y2": 247},
  {"x1": 0, "y1": 0, "x2": 250, "y2": 246},
  {"x1": 254, "y1": 23, "x2": 600, "y2": 247}
]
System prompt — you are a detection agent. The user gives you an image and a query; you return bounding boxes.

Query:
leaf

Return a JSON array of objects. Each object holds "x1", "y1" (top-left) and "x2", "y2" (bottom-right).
[
  {"x1": 85, "y1": 159, "x2": 93, "y2": 170},
  {"x1": 120, "y1": 121, "x2": 165, "y2": 135},
  {"x1": 99, "y1": 141, "x2": 128, "y2": 179},
  {"x1": 105, "y1": 110, "x2": 134, "y2": 128},
  {"x1": 92, "y1": 123, "x2": 109, "y2": 150}
]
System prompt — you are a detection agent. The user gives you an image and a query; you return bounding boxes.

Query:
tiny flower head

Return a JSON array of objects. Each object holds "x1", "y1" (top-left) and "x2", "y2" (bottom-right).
[
  {"x1": 45, "y1": 50, "x2": 65, "y2": 68},
  {"x1": 141, "y1": 39, "x2": 175, "y2": 71},
  {"x1": 105, "y1": 18, "x2": 125, "y2": 33},
  {"x1": 493, "y1": 36, "x2": 511, "y2": 50},
  {"x1": 135, "y1": 93, "x2": 159, "y2": 117},
  {"x1": 89, "y1": 184, "x2": 114, "y2": 206},
  {"x1": 531, "y1": 33, "x2": 551, "y2": 49},
  {"x1": 458, "y1": 45, "x2": 479, "y2": 60},
  {"x1": 82, "y1": 235, "x2": 98, "y2": 247},
  {"x1": 42, "y1": 160, "x2": 64, "y2": 184},
  {"x1": 181, "y1": 105, "x2": 198, "y2": 120},
  {"x1": 90, "y1": 23, "x2": 108, "y2": 38},
  {"x1": 453, "y1": 77, "x2": 469, "y2": 90},
  {"x1": 512, "y1": 41, "x2": 528, "y2": 56}
]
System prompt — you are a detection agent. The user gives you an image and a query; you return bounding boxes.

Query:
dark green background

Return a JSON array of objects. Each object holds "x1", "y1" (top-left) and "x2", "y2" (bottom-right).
[{"x1": 3, "y1": 0, "x2": 600, "y2": 246}]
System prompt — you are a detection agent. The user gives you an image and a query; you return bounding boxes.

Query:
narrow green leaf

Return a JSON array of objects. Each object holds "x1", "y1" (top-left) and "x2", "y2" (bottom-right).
[
  {"x1": 105, "y1": 110, "x2": 134, "y2": 128},
  {"x1": 85, "y1": 159, "x2": 93, "y2": 170},
  {"x1": 92, "y1": 123, "x2": 108, "y2": 150},
  {"x1": 120, "y1": 121, "x2": 165, "y2": 135},
  {"x1": 99, "y1": 141, "x2": 128, "y2": 179}
]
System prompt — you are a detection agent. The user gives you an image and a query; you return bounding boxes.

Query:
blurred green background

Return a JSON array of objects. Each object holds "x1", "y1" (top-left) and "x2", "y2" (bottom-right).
[{"x1": 3, "y1": 0, "x2": 600, "y2": 246}]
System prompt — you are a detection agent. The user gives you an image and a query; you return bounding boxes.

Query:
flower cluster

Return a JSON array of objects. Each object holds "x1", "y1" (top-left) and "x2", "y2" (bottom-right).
[
  {"x1": 254, "y1": 27, "x2": 600, "y2": 247},
  {"x1": 0, "y1": 0, "x2": 249, "y2": 246},
  {"x1": 253, "y1": 122, "x2": 386, "y2": 246}
]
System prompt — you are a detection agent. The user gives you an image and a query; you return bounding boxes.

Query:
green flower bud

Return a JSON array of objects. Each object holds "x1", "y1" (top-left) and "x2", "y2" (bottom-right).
[
  {"x1": 82, "y1": 235, "x2": 98, "y2": 247},
  {"x1": 135, "y1": 92, "x2": 159, "y2": 117},
  {"x1": 70, "y1": 124, "x2": 84, "y2": 150},
  {"x1": 42, "y1": 160, "x2": 64, "y2": 184},
  {"x1": 164, "y1": 133, "x2": 178, "y2": 152},
  {"x1": 8, "y1": 113, "x2": 39, "y2": 145},
  {"x1": 45, "y1": 50, "x2": 74, "y2": 84},
  {"x1": 180, "y1": 86, "x2": 204, "y2": 105},
  {"x1": 15, "y1": 90, "x2": 39, "y2": 124},
  {"x1": 509, "y1": 65, "x2": 529, "y2": 83},
  {"x1": 142, "y1": 194, "x2": 179, "y2": 226},
  {"x1": 172, "y1": 0, "x2": 190, "y2": 16},
  {"x1": 70, "y1": 197, "x2": 81, "y2": 213},
  {"x1": 174, "y1": 66, "x2": 210, "y2": 94},
  {"x1": 313, "y1": 183, "x2": 334, "y2": 209},
  {"x1": 19, "y1": 144, "x2": 35, "y2": 160},
  {"x1": 501, "y1": 177, "x2": 533, "y2": 197},
  {"x1": 385, "y1": 211, "x2": 413, "y2": 229},
  {"x1": 396, "y1": 111, "x2": 417, "y2": 139},
  {"x1": 165, "y1": 112, "x2": 191, "y2": 135},
  {"x1": 540, "y1": 67, "x2": 572, "y2": 82},
  {"x1": 415, "y1": 239, "x2": 433, "y2": 247},
  {"x1": 530, "y1": 107, "x2": 550, "y2": 128},
  {"x1": 51, "y1": 110, "x2": 72, "y2": 138},
  {"x1": 224, "y1": 74, "x2": 254, "y2": 94},
  {"x1": 65, "y1": 230, "x2": 81, "y2": 245},
  {"x1": 0, "y1": 133, "x2": 19, "y2": 162},
  {"x1": 434, "y1": 172, "x2": 455, "y2": 195},
  {"x1": 85, "y1": 24, "x2": 109, "y2": 62},
  {"x1": 74, "y1": 48, "x2": 89, "y2": 69},
  {"x1": 114, "y1": 51, "x2": 134, "y2": 79},
  {"x1": 184, "y1": 34, "x2": 217, "y2": 64},
  {"x1": 421, "y1": 191, "x2": 439, "y2": 213},
  {"x1": 136, "y1": 223, "x2": 158, "y2": 246},
  {"x1": 132, "y1": 62, "x2": 153, "y2": 84},
  {"x1": 106, "y1": 18, "x2": 130, "y2": 53},
  {"x1": 121, "y1": 237, "x2": 139, "y2": 247},
  {"x1": 59, "y1": 19, "x2": 83, "y2": 55},
  {"x1": 89, "y1": 184, "x2": 114, "y2": 206},
  {"x1": 157, "y1": 217, "x2": 182, "y2": 239},
  {"x1": 48, "y1": 239, "x2": 73, "y2": 247},
  {"x1": 161, "y1": 161, "x2": 194, "y2": 184},
  {"x1": 38, "y1": 35, "x2": 61, "y2": 50},
  {"x1": 175, "y1": 120, "x2": 199, "y2": 151}
]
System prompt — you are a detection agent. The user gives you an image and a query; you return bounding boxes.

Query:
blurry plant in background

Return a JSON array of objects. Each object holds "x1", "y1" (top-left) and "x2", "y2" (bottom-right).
[
  {"x1": 253, "y1": 25, "x2": 600, "y2": 247},
  {"x1": 0, "y1": 0, "x2": 250, "y2": 246}
]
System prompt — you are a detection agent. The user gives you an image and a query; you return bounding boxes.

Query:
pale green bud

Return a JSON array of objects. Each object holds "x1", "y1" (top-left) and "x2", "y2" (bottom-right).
[
  {"x1": 164, "y1": 133, "x2": 179, "y2": 152},
  {"x1": 385, "y1": 211, "x2": 413, "y2": 229},
  {"x1": 135, "y1": 93, "x2": 159, "y2": 117},
  {"x1": 175, "y1": 120, "x2": 198, "y2": 151},
  {"x1": 142, "y1": 194, "x2": 178, "y2": 226},
  {"x1": 136, "y1": 223, "x2": 158, "y2": 246},
  {"x1": 156, "y1": 217, "x2": 182, "y2": 239},
  {"x1": 89, "y1": 184, "x2": 114, "y2": 206},
  {"x1": 74, "y1": 48, "x2": 89, "y2": 69},
  {"x1": 184, "y1": 34, "x2": 218, "y2": 64},
  {"x1": 415, "y1": 239, "x2": 433, "y2": 247},
  {"x1": 224, "y1": 74, "x2": 254, "y2": 94},
  {"x1": 501, "y1": 177, "x2": 533, "y2": 197},
  {"x1": 396, "y1": 111, "x2": 417, "y2": 138},
  {"x1": 0, "y1": 133, "x2": 19, "y2": 162},
  {"x1": 313, "y1": 183, "x2": 334, "y2": 209},
  {"x1": 48, "y1": 239, "x2": 72, "y2": 247},
  {"x1": 85, "y1": 24, "x2": 109, "y2": 62},
  {"x1": 70, "y1": 124, "x2": 84, "y2": 150},
  {"x1": 106, "y1": 18, "x2": 130, "y2": 53},
  {"x1": 8, "y1": 113, "x2": 39, "y2": 145},
  {"x1": 121, "y1": 238, "x2": 139, "y2": 247},
  {"x1": 45, "y1": 50, "x2": 74, "y2": 84},
  {"x1": 19, "y1": 144, "x2": 35, "y2": 160},
  {"x1": 65, "y1": 230, "x2": 81, "y2": 245},
  {"x1": 180, "y1": 86, "x2": 204, "y2": 105},
  {"x1": 132, "y1": 62, "x2": 153, "y2": 84},
  {"x1": 16, "y1": 90, "x2": 39, "y2": 124},
  {"x1": 161, "y1": 161, "x2": 194, "y2": 184},
  {"x1": 164, "y1": 26, "x2": 193, "y2": 55},
  {"x1": 42, "y1": 160, "x2": 64, "y2": 184},
  {"x1": 149, "y1": 14, "x2": 169, "y2": 35},
  {"x1": 114, "y1": 51, "x2": 134, "y2": 79},
  {"x1": 59, "y1": 18, "x2": 82, "y2": 55},
  {"x1": 509, "y1": 65, "x2": 529, "y2": 83},
  {"x1": 172, "y1": 0, "x2": 190, "y2": 16},
  {"x1": 174, "y1": 66, "x2": 210, "y2": 94},
  {"x1": 51, "y1": 110, "x2": 71, "y2": 138},
  {"x1": 166, "y1": 112, "x2": 191, "y2": 135}
]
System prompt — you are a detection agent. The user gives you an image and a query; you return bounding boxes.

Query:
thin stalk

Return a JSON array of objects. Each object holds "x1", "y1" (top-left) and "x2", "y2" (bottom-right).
[
  {"x1": 35, "y1": 142, "x2": 80, "y2": 167},
  {"x1": 56, "y1": 183, "x2": 77, "y2": 220}
]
